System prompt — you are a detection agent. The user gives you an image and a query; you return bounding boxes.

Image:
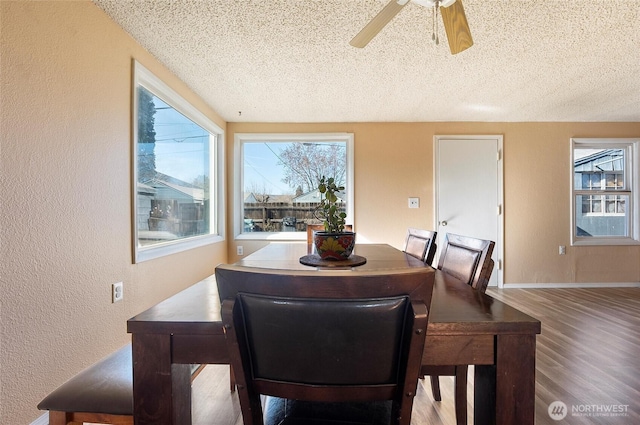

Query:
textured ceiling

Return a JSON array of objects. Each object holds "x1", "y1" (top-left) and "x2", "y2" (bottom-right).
[{"x1": 93, "y1": 0, "x2": 640, "y2": 123}]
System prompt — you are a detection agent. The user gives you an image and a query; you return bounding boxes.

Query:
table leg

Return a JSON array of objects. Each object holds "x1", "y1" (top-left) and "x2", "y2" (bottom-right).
[
  {"x1": 474, "y1": 364, "x2": 496, "y2": 425},
  {"x1": 132, "y1": 334, "x2": 192, "y2": 425},
  {"x1": 495, "y1": 334, "x2": 536, "y2": 425},
  {"x1": 474, "y1": 334, "x2": 536, "y2": 425}
]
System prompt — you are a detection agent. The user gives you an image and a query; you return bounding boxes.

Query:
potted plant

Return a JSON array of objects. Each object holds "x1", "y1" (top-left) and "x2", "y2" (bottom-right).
[{"x1": 313, "y1": 176, "x2": 355, "y2": 260}]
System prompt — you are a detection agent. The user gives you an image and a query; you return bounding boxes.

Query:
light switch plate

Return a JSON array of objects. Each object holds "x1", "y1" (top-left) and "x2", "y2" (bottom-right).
[{"x1": 408, "y1": 197, "x2": 420, "y2": 208}]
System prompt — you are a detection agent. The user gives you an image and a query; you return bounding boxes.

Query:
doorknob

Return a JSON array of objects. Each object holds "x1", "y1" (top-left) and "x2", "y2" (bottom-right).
[{"x1": 440, "y1": 221, "x2": 448, "y2": 226}]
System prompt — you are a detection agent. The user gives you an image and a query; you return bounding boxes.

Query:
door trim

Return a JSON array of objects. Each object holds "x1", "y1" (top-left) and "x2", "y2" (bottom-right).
[{"x1": 433, "y1": 135, "x2": 504, "y2": 287}]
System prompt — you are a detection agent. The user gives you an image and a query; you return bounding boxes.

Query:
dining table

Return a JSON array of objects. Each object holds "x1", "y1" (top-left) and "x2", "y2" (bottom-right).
[{"x1": 127, "y1": 243, "x2": 541, "y2": 425}]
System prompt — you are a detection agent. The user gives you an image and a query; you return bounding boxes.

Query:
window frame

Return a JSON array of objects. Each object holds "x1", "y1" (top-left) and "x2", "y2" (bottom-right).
[
  {"x1": 132, "y1": 61, "x2": 225, "y2": 263},
  {"x1": 234, "y1": 133, "x2": 354, "y2": 241},
  {"x1": 570, "y1": 138, "x2": 639, "y2": 246}
]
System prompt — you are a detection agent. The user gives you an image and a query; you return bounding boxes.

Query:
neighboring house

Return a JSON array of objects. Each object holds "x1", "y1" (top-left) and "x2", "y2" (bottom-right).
[
  {"x1": 136, "y1": 181, "x2": 157, "y2": 231},
  {"x1": 244, "y1": 192, "x2": 294, "y2": 204},
  {"x1": 137, "y1": 175, "x2": 206, "y2": 239},
  {"x1": 292, "y1": 189, "x2": 345, "y2": 204},
  {"x1": 243, "y1": 192, "x2": 337, "y2": 231},
  {"x1": 152, "y1": 179, "x2": 204, "y2": 203},
  {"x1": 243, "y1": 192, "x2": 261, "y2": 204}
]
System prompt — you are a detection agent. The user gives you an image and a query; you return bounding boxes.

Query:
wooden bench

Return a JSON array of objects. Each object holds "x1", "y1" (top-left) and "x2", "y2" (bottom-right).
[
  {"x1": 38, "y1": 344, "x2": 134, "y2": 424},
  {"x1": 37, "y1": 344, "x2": 207, "y2": 425},
  {"x1": 38, "y1": 344, "x2": 215, "y2": 425}
]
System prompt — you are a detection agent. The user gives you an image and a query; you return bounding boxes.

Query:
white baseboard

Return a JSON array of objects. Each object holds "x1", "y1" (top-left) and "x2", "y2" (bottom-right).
[
  {"x1": 31, "y1": 412, "x2": 48, "y2": 425},
  {"x1": 501, "y1": 282, "x2": 640, "y2": 289}
]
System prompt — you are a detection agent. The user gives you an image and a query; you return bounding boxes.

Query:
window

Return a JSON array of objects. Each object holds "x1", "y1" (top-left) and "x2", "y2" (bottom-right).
[
  {"x1": 133, "y1": 61, "x2": 224, "y2": 262},
  {"x1": 234, "y1": 133, "x2": 354, "y2": 240},
  {"x1": 571, "y1": 138, "x2": 639, "y2": 245}
]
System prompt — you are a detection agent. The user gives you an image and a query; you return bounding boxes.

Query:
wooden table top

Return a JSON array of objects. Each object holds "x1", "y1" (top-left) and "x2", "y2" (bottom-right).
[
  {"x1": 128, "y1": 243, "x2": 540, "y2": 336},
  {"x1": 236, "y1": 242, "x2": 427, "y2": 271}
]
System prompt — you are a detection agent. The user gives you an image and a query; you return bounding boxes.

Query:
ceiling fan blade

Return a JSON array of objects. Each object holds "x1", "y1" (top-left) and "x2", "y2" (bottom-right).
[
  {"x1": 441, "y1": 0, "x2": 473, "y2": 54},
  {"x1": 350, "y1": 0, "x2": 410, "y2": 48}
]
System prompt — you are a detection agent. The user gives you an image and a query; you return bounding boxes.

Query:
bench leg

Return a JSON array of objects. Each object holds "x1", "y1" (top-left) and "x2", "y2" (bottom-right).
[
  {"x1": 48, "y1": 411, "x2": 134, "y2": 425},
  {"x1": 49, "y1": 411, "x2": 71, "y2": 425}
]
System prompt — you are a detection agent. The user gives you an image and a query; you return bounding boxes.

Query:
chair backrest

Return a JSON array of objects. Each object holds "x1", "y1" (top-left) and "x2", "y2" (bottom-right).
[
  {"x1": 216, "y1": 264, "x2": 433, "y2": 425},
  {"x1": 403, "y1": 228, "x2": 437, "y2": 266},
  {"x1": 437, "y1": 233, "x2": 495, "y2": 292}
]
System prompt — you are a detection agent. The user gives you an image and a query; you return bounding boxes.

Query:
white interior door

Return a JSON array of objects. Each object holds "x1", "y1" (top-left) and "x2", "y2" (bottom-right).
[{"x1": 434, "y1": 135, "x2": 503, "y2": 287}]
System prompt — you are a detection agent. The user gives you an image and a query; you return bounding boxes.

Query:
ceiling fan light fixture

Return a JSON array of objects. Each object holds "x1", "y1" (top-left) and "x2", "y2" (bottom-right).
[{"x1": 413, "y1": 0, "x2": 456, "y2": 8}]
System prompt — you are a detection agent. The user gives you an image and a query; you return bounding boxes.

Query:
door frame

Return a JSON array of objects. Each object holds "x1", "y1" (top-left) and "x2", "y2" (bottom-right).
[{"x1": 433, "y1": 135, "x2": 504, "y2": 287}]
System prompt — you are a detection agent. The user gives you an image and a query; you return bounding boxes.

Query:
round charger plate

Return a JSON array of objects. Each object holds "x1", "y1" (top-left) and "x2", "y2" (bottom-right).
[{"x1": 299, "y1": 254, "x2": 367, "y2": 268}]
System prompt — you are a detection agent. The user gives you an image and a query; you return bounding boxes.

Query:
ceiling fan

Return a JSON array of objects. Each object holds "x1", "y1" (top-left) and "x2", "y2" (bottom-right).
[{"x1": 350, "y1": 0, "x2": 473, "y2": 55}]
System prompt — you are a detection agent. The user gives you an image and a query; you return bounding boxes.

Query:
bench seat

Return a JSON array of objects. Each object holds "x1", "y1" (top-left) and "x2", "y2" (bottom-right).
[{"x1": 38, "y1": 344, "x2": 133, "y2": 425}]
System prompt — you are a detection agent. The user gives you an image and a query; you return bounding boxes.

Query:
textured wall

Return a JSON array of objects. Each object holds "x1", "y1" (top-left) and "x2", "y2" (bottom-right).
[
  {"x1": 1, "y1": 2, "x2": 639, "y2": 424},
  {"x1": 0, "y1": 2, "x2": 227, "y2": 423},
  {"x1": 226, "y1": 122, "x2": 640, "y2": 284}
]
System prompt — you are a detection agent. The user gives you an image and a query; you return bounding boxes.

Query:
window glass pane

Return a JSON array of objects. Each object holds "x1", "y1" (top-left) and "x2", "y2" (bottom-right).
[
  {"x1": 605, "y1": 196, "x2": 616, "y2": 213},
  {"x1": 580, "y1": 173, "x2": 601, "y2": 190},
  {"x1": 580, "y1": 173, "x2": 590, "y2": 189},
  {"x1": 137, "y1": 86, "x2": 212, "y2": 247},
  {"x1": 575, "y1": 195, "x2": 628, "y2": 237},
  {"x1": 605, "y1": 172, "x2": 624, "y2": 189},
  {"x1": 242, "y1": 140, "x2": 348, "y2": 233},
  {"x1": 618, "y1": 197, "x2": 626, "y2": 214},
  {"x1": 581, "y1": 196, "x2": 591, "y2": 214},
  {"x1": 592, "y1": 197, "x2": 602, "y2": 213}
]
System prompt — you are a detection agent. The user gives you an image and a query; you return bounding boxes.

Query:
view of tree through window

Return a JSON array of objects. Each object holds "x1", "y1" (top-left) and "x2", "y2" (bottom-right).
[
  {"x1": 136, "y1": 85, "x2": 213, "y2": 247},
  {"x1": 241, "y1": 137, "x2": 351, "y2": 234}
]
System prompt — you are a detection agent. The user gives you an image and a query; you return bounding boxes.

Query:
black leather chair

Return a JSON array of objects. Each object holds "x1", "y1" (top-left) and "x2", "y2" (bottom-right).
[
  {"x1": 422, "y1": 233, "x2": 495, "y2": 425},
  {"x1": 403, "y1": 228, "x2": 437, "y2": 265},
  {"x1": 216, "y1": 264, "x2": 434, "y2": 425}
]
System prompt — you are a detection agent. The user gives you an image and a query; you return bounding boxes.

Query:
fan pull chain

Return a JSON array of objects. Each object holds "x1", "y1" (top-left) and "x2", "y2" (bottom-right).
[
  {"x1": 432, "y1": 5, "x2": 435, "y2": 41},
  {"x1": 432, "y1": 1, "x2": 440, "y2": 45}
]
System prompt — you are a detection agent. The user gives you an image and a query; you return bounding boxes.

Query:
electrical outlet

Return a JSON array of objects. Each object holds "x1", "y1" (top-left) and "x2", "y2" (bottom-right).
[
  {"x1": 237, "y1": 245, "x2": 244, "y2": 256},
  {"x1": 559, "y1": 246, "x2": 566, "y2": 255},
  {"x1": 112, "y1": 282, "x2": 123, "y2": 303},
  {"x1": 408, "y1": 197, "x2": 420, "y2": 208}
]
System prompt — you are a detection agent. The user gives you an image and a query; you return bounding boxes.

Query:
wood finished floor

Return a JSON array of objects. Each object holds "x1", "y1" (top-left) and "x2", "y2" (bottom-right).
[{"x1": 190, "y1": 287, "x2": 640, "y2": 425}]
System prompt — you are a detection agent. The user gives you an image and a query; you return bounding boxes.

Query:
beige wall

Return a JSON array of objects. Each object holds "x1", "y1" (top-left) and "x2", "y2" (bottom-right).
[
  {"x1": 1, "y1": 2, "x2": 227, "y2": 423},
  {"x1": 2, "y1": 1, "x2": 639, "y2": 424},
  {"x1": 227, "y1": 123, "x2": 640, "y2": 284}
]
